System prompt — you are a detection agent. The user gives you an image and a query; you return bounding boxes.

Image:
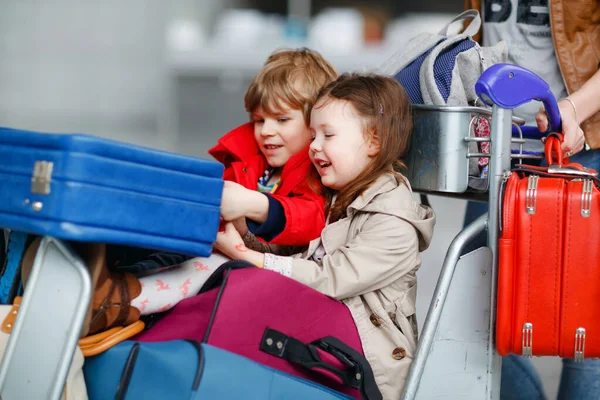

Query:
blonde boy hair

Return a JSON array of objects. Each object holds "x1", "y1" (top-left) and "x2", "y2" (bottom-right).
[{"x1": 244, "y1": 48, "x2": 338, "y2": 124}]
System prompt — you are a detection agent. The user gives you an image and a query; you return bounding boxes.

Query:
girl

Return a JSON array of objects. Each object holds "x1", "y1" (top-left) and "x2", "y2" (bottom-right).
[{"x1": 215, "y1": 73, "x2": 436, "y2": 399}]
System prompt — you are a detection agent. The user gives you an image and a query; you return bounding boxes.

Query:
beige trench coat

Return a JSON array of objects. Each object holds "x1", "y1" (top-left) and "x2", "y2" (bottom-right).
[{"x1": 262, "y1": 173, "x2": 435, "y2": 399}]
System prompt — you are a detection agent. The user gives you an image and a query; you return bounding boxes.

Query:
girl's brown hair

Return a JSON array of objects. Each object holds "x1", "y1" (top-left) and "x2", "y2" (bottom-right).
[
  {"x1": 311, "y1": 73, "x2": 413, "y2": 223},
  {"x1": 244, "y1": 48, "x2": 338, "y2": 124}
]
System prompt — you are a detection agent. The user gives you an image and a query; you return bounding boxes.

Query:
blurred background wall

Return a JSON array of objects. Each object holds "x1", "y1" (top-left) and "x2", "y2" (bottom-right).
[
  {"x1": 0, "y1": 1, "x2": 168, "y2": 144},
  {"x1": 0, "y1": 0, "x2": 464, "y2": 155},
  {"x1": 0, "y1": 0, "x2": 561, "y2": 396}
]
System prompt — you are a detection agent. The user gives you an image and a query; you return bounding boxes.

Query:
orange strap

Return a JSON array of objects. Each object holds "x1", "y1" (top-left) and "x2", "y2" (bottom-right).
[
  {"x1": 79, "y1": 320, "x2": 145, "y2": 357},
  {"x1": 78, "y1": 326, "x2": 123, "y2": 346},
  {"x1": 1, "y1": 296, "x2": 143, "y2": 357},
  {"x1": 1, "y1": 297, "x2": 21, "y2": 334}
]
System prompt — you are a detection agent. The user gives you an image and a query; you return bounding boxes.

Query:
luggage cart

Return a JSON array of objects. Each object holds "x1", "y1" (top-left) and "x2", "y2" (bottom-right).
[
  {"x1": 401, "y1": 64, "x2": 555, "y2": 399},
  {"x1": 0, "y1": 64, "x2": 556, "y2": 400}
]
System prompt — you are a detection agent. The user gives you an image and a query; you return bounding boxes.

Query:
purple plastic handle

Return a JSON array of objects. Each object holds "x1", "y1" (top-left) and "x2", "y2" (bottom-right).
[
  {"x1": 511, "y1": 125, "x2": 546, "y2": 140},
  {"x1": 475, "y1": 64, "x2": 562, "y2": 134}
]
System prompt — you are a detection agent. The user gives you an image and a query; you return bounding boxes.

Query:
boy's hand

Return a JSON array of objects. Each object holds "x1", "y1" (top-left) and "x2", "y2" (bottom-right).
[
  {"x1": 220, "y1": 181, "x2": 269, "y2": 223},
  {"x1": 232, "y1": 217, "x2": 249, "y2": 237},
  {"x1": 220, "y1": 181, "x2": 252, "y2": 220}
]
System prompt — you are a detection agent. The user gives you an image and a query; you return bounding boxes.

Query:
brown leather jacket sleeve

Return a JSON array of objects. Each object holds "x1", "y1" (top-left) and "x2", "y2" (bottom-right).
[{"x1": 464, "y1": 0, "x2": 482, "y2": 43}]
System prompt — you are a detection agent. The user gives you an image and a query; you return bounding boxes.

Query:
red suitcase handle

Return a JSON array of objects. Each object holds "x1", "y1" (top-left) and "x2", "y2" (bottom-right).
[{"x1": 544, "y1": 133, "x2": 568, "y2": 166}]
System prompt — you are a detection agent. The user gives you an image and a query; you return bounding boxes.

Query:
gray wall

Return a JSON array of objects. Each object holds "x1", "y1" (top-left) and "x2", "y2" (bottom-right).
[{"x1": 0, "y1": 0, "x2": 167, "y2": 144}]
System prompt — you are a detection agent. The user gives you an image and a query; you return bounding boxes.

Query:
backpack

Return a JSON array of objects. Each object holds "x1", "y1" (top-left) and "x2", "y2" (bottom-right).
[{"x1": 379, "y1": 9, "x2": 507, "y2": 106}]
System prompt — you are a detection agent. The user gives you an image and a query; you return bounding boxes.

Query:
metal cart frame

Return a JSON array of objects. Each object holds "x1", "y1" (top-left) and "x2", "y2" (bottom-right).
[
  {"x1": 402, "y1": 63, "x2": 557, "y2": 399},
  {"x1": 401, "y1": 104, "x2": 513, "y2": 399},
  {"x1": 0, "y1": 64, "x2": 551, "y2": 400}
]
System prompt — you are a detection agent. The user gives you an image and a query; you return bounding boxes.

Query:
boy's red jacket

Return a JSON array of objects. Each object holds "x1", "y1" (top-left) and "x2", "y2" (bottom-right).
[{"x1": 208, "y1": 123, "x2": 325, "y2": 246}]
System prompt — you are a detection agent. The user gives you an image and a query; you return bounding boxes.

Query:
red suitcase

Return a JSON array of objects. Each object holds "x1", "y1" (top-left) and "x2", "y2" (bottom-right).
[{"x1": 497, "y1": 135, "x2": 600, "y2": 360}]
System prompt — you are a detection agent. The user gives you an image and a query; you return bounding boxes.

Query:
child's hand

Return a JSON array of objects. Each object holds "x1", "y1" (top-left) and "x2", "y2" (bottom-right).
[
  {"x1": 214, "y1": 222, "x2": 264, "y2": 267},
  {"x1": 232, "y1": 217, "x2": 249, "y2": 236},
  {"x1": 220, "y1": 181, "x2": 269, "y2": 223},
  {"x1": 214, "y1": 221, "x2": 244, "y2": 258},
  {"x1": 220, "y1": 181, "x2": 251, "y2": 221}
]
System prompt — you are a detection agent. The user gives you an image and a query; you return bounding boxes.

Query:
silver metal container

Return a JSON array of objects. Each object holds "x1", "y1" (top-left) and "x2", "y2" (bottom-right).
[
  {"x1": 405, "y1": 105, "x2": 486, "y2": 193},
  {"x1": 405, "y1": 105, "x2": 525, "y2": 194}
]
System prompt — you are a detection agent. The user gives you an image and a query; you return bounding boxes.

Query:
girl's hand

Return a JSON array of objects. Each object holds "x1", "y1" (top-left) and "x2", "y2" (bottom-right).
[
  {"x1": 536, "y1": 100, "x2": 586, "y2": 157},
  {"x1": 214, "y1": 222, "x2": 264, "y2": 267}
]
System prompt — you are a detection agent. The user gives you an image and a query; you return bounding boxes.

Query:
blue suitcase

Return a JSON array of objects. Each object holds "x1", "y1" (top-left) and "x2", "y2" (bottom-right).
[
  {"x1": 83, "y1": 340, "x2": 354, "y2": 400},
  {"x1": 0, "y1": 127, "x2": 224, "y2": 256}
]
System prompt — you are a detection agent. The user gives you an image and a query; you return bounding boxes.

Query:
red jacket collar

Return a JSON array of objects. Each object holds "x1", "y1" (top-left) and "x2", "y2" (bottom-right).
[
  {"x1": 280, "y1": 145, "x2": 311, "y2": 180},
  {"x1": 208, "y1": 122, "x2": 313, "y2": 179},
  {"x1": 208, "y1": 123, "x2": 259, "y2": 164}
]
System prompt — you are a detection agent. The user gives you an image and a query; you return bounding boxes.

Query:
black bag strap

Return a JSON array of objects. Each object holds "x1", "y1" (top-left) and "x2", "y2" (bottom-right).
[
  {"x1": 116, "y1": 340, "x2": 205, "y2": 400},
  {"x1": 260, "y1": 328, "x2": 382, "y2": 400},
  {"x1": 202, "y1": 260, "x2": 255, "y2": 343},
  {"x1": 198, "y1": 259, "x2": 254, "y2": 294},
  {"x1": 141, "y1": 259, "x2": 254, "y2": 330}
]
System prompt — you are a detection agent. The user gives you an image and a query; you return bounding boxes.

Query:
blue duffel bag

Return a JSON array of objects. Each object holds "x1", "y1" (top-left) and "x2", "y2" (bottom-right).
[{"x1": 83, "y1": 339, "x2": 354, "y2": 400}]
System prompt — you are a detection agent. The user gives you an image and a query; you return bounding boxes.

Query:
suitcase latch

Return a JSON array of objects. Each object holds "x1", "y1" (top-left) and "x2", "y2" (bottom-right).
[
  {"x1": 31, "y1": 161, "x2": 53, "y2": 195},
  {"x1": 581, "y1": 180, "x2": 593, "y2": 218},
  {"x1": 526, "y1": 176, "x2": 539, "y2": 215},
  {"x1": 575, "y1": 327, "x2": 586, "y2": 362},
  {"x1": 522, "y1": 322, "x2": 533, "y2": 357}
]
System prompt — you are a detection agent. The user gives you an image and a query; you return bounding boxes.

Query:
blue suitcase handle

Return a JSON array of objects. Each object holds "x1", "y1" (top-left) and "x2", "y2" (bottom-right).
[{"x1": 476, "y1": 63, "x2": 562, "y2": 136}]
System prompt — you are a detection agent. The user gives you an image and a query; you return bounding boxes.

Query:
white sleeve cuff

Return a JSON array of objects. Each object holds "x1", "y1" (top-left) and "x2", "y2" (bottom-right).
[{"x1": 263, "y1": 253, "x2": 292, "y2": 277}]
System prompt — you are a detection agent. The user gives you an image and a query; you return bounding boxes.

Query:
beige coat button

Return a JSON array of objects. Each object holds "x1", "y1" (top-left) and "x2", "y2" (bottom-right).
[
  {"x1": 369, "y1": 313, "x2": 382, "y2": 327},
  {"x1": 392, "y1": 347, "x2": 406, "y2": 360}
]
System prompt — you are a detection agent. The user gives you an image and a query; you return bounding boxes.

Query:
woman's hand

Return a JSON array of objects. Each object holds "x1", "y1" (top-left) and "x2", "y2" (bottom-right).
[
  {"x1": 214, "y1": 222, "x2": 264, "y2": 267},
  {"x1": 536, "y1": 99, "x2": 586, "y2": 157}
]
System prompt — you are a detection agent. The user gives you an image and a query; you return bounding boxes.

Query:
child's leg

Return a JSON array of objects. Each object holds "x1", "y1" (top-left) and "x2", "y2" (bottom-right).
[{"x1": 131, "y1": 253, "x2": 230, "y2": 315}]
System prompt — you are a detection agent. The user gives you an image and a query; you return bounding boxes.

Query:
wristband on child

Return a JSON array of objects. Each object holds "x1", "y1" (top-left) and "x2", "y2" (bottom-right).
[{"x1": 263, "y1": 253, "x2": 292, "y2": 277}]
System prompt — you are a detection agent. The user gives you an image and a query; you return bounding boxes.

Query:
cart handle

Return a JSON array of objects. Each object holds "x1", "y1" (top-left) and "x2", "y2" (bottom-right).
[
  {"x1": 475, "y1": 64, "x2": 562, "y2": 135},
  {"x1": 511, "y1": 125, "x2": 545, "y2": 140}
]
